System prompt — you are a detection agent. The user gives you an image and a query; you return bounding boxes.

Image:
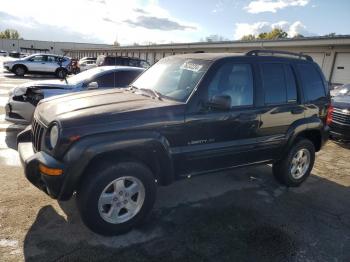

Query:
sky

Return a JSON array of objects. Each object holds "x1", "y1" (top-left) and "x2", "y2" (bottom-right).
[{"x1": 0, "y1": 0, "x2": 349, "y2": 45}]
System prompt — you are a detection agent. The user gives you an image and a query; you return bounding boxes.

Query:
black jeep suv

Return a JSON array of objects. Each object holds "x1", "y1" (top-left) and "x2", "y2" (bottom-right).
[{"x1": 18, "y1": 50, "x2": 331, "y2": 235}]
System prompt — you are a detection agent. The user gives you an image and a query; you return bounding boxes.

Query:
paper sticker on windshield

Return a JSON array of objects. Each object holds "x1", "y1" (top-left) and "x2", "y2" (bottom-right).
[{"x1": 180, "y1": 62, "x2": 203, "y2": 72}]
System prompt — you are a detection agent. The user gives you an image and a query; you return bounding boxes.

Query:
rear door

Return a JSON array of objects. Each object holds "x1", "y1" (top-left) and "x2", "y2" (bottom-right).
[
  {"x1": 46, "y1": 55, "x2": 60, "y2": 73},
  {"x1": 256, "y1": 62, "x2": 304, "y2": 160}
]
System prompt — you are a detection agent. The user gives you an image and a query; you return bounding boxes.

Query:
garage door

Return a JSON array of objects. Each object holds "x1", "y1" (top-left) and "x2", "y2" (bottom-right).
[
  {"x1": 332, "y1": 53, "x2": 350, "y2": 84},
  {"x1": 304, "y1": 52, "x2": 325, "y2": 68},
  {"x1": 155, "y1": 52, "x2": 163, "y2": 62}
]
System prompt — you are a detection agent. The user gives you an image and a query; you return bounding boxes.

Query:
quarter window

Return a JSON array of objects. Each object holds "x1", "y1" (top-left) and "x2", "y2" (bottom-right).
[
  {"x1": 208, "y1": 63, "x2": 254, "y2": 107},
  {"x1": 297, "y1": 63, "x2": 325, "y2": 101}
]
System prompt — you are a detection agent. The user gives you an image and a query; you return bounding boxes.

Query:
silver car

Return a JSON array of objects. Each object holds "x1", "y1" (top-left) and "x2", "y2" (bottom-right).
[
  {"x1": 5, "y1": 66, "x2": 144, "y2": 124},
  {"x1": 3, "y1": 53, "x2": 71, "y2": 78}
]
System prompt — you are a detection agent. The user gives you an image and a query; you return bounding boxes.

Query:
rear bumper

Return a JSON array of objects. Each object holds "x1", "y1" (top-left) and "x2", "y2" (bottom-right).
[{"x1": 18, "y1": 142, "x2": 66, "y2": 199}]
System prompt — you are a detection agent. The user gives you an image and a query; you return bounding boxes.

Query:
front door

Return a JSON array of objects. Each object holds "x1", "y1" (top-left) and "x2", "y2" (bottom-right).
[
  {"x1": 28, "y1": 55, "x2": 48, "y2": 72},
  {"x1": 181, "y1": 61, "x2": 261, "y2": 175}
]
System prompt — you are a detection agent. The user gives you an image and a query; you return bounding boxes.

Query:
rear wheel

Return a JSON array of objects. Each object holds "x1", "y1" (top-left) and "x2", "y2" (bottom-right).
[
  {"x1": 76, "y1": 161, "x2": 156, "y2": 235},
  {"x1": 13, "y1": 65, "x2": 26, "y2": 76},
  {"x1": 273, "y1": 139, "x2": 315, "y2": 187}
]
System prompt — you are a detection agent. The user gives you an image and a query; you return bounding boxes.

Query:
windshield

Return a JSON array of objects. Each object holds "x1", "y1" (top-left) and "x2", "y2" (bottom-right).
[
  {"x1": 66, "y1": 67, "x2": 110, "y2": 85},
  {"x1": 132, "y1": 57, "x2": 210, "y2": 102}
]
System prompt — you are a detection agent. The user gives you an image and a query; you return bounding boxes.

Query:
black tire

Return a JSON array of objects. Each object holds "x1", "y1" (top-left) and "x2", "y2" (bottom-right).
[
  {"x1": 13, "y1": 65, "x2": 26, "y2": 76},
  {"x1": 273, "y1": 139, "x2": 315, "y2": 187},
  {"x1": 76, "y1": 161, "x2": 156, "y2": 236},
  {"x1": 56, "y1": 68, "x2": 68, "y2": 79}
]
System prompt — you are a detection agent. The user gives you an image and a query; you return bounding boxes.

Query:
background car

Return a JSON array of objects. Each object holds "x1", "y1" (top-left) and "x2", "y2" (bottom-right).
[
  {"x1": 79, "y1": 57, "x2": 96, "y2": 64},
  {"x1": 3, "y1": 53, "x2": 71, "y2": 78},
  {"x1": 5, "y1": 66, "x2": 144, "y2": 124},
  {"x1": 329, "y1": 84, "x2": 350, "y2": 142},
  {"x1": 8, "y1": 51, "x2": 20, "y2": 58},
  {"x1": 79, "y1": 59, "x2": 97, "y2": 72},
  {"x1": 0, "y1": 50, "x2": 8, "y2": 57},
  {"x1": 96, "y1": 55, "x2": 150, "y2": 68}
]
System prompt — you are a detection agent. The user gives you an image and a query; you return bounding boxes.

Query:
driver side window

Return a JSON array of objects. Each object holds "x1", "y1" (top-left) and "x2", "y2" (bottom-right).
[
  {"x1": 84, "y1": 72, "x2": 115, "y2": 88},
  {"x1": 208, "y1": 63, "x2": 254, "y2": 107},
  {"x1": 30, "y1": 55, "x2": 46, "y2": 62}
]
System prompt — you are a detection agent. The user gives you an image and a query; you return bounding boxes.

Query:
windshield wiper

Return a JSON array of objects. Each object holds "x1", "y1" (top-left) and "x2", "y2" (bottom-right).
[{"x1": 139, "y1": 88, "x2": 163, "y2": 100}]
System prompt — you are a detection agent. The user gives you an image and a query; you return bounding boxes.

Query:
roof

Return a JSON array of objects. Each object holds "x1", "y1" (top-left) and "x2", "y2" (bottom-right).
[
  {"x1": 63, "y1": 35, "x2": 350, "y2": 52},
  {"x1": 169, "y1": 50, "x2": 314, "y2": 63},
  {"x1": 170, "y1": 52, "x2": 243, "y2": 61}
]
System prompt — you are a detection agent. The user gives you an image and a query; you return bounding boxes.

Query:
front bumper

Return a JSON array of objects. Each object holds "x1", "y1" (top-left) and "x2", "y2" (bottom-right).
[
  {"x1": 5, "y1": 97, "x2": 35, "y2": 125},
  {"x1": 18, "y1": 141, "x2": 66, "y2": 199}
]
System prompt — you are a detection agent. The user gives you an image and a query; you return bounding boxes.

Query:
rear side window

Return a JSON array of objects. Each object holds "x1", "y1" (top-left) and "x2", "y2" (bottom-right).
[
  {"x1": 297, "y1": 63, "x2": 325, "y2": 101},
  {"x1": 116, "y1": 71, "x2": 141, "y2": 86},
  {"x1": 261, "y1": 63, "x2": 297, "y2": 105}
]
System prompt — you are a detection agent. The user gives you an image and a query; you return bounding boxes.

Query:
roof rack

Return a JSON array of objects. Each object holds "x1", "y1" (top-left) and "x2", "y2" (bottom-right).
[{"x1": 245, "y1": 49, "x2": 313, "y2": 62}]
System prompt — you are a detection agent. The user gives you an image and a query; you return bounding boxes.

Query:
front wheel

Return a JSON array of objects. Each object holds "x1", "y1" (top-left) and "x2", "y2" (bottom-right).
[
  {"x1": 273, "y1": 139, "x2": 315, "y2": 187},
  {"x1": 76, "y1": 161, "x2": 156, "y2": 235},
  {"x1": 14, "y1": 65, "x2": 26, "y2": 76}
]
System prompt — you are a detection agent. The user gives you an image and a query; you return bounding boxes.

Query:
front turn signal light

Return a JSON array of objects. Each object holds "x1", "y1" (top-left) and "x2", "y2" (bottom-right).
[{"x1": 39, "y1": 164, "x2": 63, "y2": 176}]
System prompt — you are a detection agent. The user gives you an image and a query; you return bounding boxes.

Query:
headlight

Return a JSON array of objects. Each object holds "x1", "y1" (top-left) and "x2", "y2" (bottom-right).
[{"x1": 49, "y1": 124, "x2": 59, "y2": 149}]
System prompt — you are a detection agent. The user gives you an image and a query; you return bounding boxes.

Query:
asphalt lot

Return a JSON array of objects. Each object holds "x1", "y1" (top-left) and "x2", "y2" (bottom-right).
[{"x1": 0, "y1": 57, "x2": 350, "y2": 262}]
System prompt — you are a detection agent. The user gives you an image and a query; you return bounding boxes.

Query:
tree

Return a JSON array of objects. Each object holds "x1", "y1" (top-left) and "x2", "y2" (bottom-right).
[
  {"x1": 241, "y1": 28, "x2": 288, "y2": 41},
  {"x1": 241, "y1": 34, "x2": 256, "y2": 41},
  {"x1": 324, "y1": 33, "x2": 337, "y2": 37},
  {"x1": 261, "y1": 28, "x2": 288, "y2": 40},
  {"x1": 0, "y1": 29, "x2": 21, "y2": 39}
]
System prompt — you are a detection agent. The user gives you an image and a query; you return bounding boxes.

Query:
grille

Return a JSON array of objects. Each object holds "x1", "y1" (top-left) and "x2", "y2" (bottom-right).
[
  {"x1": 32, "y1": 118, "x2": 45, "y2": 152},
  {"x1": 332, "y1": 108, "x2": 350, "y2": 125}
]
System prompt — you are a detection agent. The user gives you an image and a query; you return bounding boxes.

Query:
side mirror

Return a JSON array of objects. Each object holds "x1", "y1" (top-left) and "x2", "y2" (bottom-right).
[
  {"x1": 87, "y1": 82, "x2": 98, "y2": 90},
  {"x1": 208, "y1": 95, "x2": 231, "y2": 110}
]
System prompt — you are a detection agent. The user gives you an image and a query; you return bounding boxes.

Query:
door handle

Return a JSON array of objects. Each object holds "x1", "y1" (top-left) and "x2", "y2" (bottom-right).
[
  {"x1": 41, "y1": 62, "x2": 46, "y2": 64},
  {"x1": 291, "y1": 108, "x2": 304, "y2": 114}
]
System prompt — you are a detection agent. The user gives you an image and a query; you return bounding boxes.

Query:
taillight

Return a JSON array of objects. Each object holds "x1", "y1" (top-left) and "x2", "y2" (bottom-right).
[{"x1": 326, "y1": 105, "x2": 334, "y2": 125}]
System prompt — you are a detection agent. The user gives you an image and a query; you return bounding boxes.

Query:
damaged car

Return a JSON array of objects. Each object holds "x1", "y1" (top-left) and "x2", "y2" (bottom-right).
[{"x1": 5, "y1": 66, "x2": 144, "y2": 125}]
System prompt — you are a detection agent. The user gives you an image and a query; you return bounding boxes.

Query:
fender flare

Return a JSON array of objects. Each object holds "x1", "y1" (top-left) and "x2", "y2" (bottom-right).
[
  {"x1": 58, "y1": 131, "x2": 174, "y2": 200},
  {"x1": 284, "y1": 116, "x2": 325, "y2": 155}
]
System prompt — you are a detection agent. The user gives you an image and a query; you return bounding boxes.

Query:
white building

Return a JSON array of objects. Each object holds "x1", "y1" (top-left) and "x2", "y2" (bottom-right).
[
  {"x1": 0, "y1": 38, "x2": 113, "y2": 56},
  {"x1": 64, "y1": 36, "x2": 350, "y2": 85}
]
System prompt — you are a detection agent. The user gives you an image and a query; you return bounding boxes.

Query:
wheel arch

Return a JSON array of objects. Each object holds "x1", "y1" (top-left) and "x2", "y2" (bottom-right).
[
  {"x1": 13, "y1": 64, "x2": 28, "y2": 72},
  {"x1": 59, "y1": 134, "x2": 175, "y2": 200},
  {"x1": 294, "y1": 129, "x2": 322, "y2": 152}
]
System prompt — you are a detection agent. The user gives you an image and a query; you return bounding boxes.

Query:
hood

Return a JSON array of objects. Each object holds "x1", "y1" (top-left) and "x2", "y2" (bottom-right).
[
  {"x1": 36, "y1": 88, "x2": 184, "y2": 129},
  {"x1": 332, "y1": 95, "x2": 350, "y2": 110},
  {"x1": 11, "y1": 79, "x2": 73, "y2": 96}
]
